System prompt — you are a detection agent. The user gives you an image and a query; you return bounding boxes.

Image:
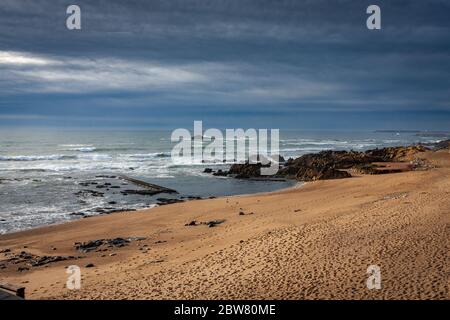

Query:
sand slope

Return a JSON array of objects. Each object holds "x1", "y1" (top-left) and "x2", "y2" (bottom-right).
[{"x1": 0, "y1": 150, "x2": 449, "y2": 300}]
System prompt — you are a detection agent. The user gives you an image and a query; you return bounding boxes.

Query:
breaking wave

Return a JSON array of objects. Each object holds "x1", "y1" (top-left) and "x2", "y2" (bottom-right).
[
  {"x1": 126, "y1": 152, "x2": 171, "y2": 159},
  {"x1": 69, "y1": 147, "x2": 97, "y2": 152},
  {"x1": 0, "y1": 153, "x2": 112, "y2": 161},
  {"x1": 0, "y1": 155, "x2": 77, "y2": 161}
]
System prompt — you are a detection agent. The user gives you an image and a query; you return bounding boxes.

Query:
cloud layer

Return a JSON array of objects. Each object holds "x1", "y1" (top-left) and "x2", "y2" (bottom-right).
[{"x1": 0, "y1": 0, "x2": 449, "y2": 129}]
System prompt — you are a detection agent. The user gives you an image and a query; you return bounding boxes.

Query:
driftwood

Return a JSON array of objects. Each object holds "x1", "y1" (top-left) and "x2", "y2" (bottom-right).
[{"x1": 119, "y1": 175, "x2": 177, "y2": 194}]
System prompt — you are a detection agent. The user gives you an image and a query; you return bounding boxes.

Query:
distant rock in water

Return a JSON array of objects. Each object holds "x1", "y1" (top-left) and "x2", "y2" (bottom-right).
[
  {"x1": 214, "y1": 144, "x2": 430, "y2": 182},
  {"x1": 212, "y1": 169, "x2": 228, "y2": 176}
]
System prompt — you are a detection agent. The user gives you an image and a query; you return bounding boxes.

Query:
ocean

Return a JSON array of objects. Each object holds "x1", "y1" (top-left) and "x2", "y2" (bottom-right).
[{"x1": 0, "y1": 128, "x2": 446, "y2": 234}]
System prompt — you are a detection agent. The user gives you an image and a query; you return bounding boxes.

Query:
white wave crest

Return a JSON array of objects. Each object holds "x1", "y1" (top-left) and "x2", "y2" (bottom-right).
[
  {"x1": 0, "y1": 154, "x2": 76, "y2": 161},
  {"x1": 72, "y1": 147, "x2": 96, "y2": 152}
]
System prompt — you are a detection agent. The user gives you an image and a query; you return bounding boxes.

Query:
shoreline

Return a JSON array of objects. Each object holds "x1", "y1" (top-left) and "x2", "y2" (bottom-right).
[
  {"x1": 0, "y1": 179, "x2": 299, "y2": 237},
  {"x1": 0, "y1": 148, "x2": 449, "y2": 299},
  {"x1": 1, "y1": 140, "x2": 446, "y2": 235}
]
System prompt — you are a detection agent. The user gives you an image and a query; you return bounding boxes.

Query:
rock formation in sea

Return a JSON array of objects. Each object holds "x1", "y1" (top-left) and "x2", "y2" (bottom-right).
[{"x1": 205, "y1": 144, "x2": 436, "y2": 181}]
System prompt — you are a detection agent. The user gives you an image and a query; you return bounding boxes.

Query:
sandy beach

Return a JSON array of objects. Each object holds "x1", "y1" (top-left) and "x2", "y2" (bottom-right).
[{"x1": 0, "y1": 148, "x2": 448, "y2": 300}]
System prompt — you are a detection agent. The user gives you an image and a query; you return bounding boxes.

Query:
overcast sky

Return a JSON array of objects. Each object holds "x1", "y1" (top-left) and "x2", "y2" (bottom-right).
[{"x1": 0, "y1": 0, "x2": 449, "y2": 130}]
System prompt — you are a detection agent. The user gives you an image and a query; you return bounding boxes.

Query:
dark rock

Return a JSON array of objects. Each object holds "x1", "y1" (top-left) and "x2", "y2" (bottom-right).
[
  {"x1": 85, "y1": 263, "x2": 95, "y2": 268},
  {"x1": 353, "y1": 163, "x2": 379, "y2": 174},
  {"x1": 119, "y1": 175, "x2": 177, "y2": 194},
  {"x1": 70, "y1": 212, "x2": 86, "y2": 217},
  {"x1": 156, "y1": 198, "x2": 184, "y2": 206},
  {"x1": 433, "y1": 139, "x2": 450, "y2": 151},
  {"x1": 31, "y1": 255, "x2": 80, "y2": 267},
  {"x1": 204, "y1": 219, "x2": 225, "y2": 228},
  {"x1": 74, "y1": 237, "x2": 143, "y2": 253},
  {"x1": 212, "y1": 169, "x2": 228, "y2": 176},
  {"x1": 75, "y1": 239, "x2": 115, "y2": 253},
  {"x1": 226, "y1": 145, "x2": 428, "y2": 182},
  {"x1": 3, "y1": 251, "x2": 81, "y2": 268},
  {"x1": 228, "y1": 163, "x2": 263, "y2": 178},
  {"x1": 185, "y1": 220, "x2": 198, "y2": 226},
  {"x1": 181, "y1": 196, "x2": 202, "y2": 200},
  {"x1": 293, "y1": 166, "x2": 351, "y2": 181},
  {"x1": 364, "y1": 145, "x2": 428, "y2": 162},
  {"x1": 148, "y1": 259, "x2": 164, "y2": 264},
  {"x1": 121, "y1": 189, "x2": 161, "y2": 196},
  {"x1": 75, "y1": 189, "x2": 104, "y2": 197},
  {"x1": 203, "y1": 168, "x2": 213, "y2": 173}
]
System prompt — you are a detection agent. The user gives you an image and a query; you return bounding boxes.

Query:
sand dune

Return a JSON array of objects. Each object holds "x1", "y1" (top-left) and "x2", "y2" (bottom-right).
[{"x1": 0, "y1": 150, "x2": 449, "y2": 300}]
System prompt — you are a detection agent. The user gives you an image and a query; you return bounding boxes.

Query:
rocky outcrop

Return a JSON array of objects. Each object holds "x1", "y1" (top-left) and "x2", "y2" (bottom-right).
[
  {"x1": 432, "y1": 139, "x2": 450, "y2": 151},
  {"x1": 365, "y1": 145, "x2": 429, "y2": 162},
  {"x1": 184, "y1": 219, "x2": 225, "y2": 227},
  {"x1": 354, "y1": 162, "x2": 414, "y2": 175},
  {"x1": 0, "y1": 251, "x2": 81, "y2": 270},
  {"x1": 74, "y1": 237, "x2": 146, "y2": 253},
  {"x1": 212, "y1": 144, "x2": 429, "y2": 182},
  {"x1": 292, "y1": 166, "x2": 351, "y2": 181},
  {"x1": 228, "y1": 162, "x2": 264, "y2": 178}
]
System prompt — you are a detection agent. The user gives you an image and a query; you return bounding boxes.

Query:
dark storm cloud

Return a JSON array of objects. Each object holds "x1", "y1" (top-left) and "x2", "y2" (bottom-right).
[{"x1": 0, "y1": 0, "x2": 449, "y2": 129}]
